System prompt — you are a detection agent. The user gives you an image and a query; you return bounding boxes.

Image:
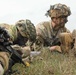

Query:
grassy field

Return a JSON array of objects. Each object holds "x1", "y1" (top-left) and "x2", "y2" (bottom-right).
[{"x1": 12, "y1": 48, "x2": 76, "y2": 75}]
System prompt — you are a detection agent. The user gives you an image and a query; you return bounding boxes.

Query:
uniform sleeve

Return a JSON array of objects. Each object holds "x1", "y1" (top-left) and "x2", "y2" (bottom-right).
[
  {"x1": 36, "y1": 22, "x2": 47, "y2": 38},
  {"x1": 35, "y1": 22, "x2": 46, "y2": 50},
  {"x1": 35, "y1": 21, "x2": 51, "y2": 50}
]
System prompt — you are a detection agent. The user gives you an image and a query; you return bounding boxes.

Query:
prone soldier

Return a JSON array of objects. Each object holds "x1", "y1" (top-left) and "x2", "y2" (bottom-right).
[
  {"x1": 0, "y1": 19, "x2": 36, "y2": 75},
  {"x1": 36, "y1": 3, "x2": 74, "y2": 53}
]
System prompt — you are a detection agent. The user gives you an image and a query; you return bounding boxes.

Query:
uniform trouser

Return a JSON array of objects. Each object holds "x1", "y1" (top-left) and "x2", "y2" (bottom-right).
[
  {"x1": 59, "y1": 33, "x2": 73, "y2": 53},
  {"x1": 0, "y1": 52, "x2": 10, "y2": 75}
]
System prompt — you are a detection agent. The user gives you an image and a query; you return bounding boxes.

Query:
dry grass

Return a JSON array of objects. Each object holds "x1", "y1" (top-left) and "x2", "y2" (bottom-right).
[{"x1": 12, "y1": 48, "x2": 76, "y2": 75}]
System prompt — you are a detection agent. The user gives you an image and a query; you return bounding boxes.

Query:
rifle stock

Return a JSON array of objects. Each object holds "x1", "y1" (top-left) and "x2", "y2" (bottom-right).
[{"x1": 0, "y1": 28, "x2": 26, "y2": 67}]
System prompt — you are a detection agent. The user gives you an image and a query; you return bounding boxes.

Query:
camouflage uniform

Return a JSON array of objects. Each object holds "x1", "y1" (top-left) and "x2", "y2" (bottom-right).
[
  {"x1": 0, "y1": 19, "x2": 36, "y2": 74},
  {"x1": 72, "y1": 29, "x2": 76, "y2": 55},
  {"x1": 36, "y1": 3, "x2": 73, "y2": 53}
]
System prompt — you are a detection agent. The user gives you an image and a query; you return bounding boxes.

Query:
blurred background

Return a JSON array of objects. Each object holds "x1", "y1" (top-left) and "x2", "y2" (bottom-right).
[{"x1": 0, "y1": 0, "x2": 75, "y2": 32}]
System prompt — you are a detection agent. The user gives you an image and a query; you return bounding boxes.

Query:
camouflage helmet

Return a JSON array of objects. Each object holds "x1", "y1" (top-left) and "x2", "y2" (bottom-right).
[
  {"x1": 45, "y1": 3, "x2": 71, "y2": 18},
  {"x1": 15, "y1": 19, "x2": 36, "y2": 42}
]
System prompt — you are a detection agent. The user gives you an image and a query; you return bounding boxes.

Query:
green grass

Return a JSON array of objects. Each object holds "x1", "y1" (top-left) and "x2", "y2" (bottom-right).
[{"x1": 12, "y1": 48, "x2": 76, "y2": 75}]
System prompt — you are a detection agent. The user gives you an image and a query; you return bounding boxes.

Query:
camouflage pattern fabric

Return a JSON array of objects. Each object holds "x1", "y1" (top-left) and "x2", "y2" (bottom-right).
[
  {"x1": 72, "y1": 29, "x2": 76, "y2": 40},
  {"x1": 36, "y1": 21, "x2": 71, "y2": 52},
  {"x1": 45, "y1": 3, "x2": 71, "y2": 18},
  {"x1": 0, "y1": 23, "x2": 18, "y2": 42},
  {"x1": 0, "y1": 19, "x2": 36, "y2": 73},
  {"x1": 72, "y1": 29, "x2": 76, "y2": 55},
  {"x1": 0, "y1": 19, "x2": 36, "y2": 45},
  {"x1": 59, "y1": 33, "x2": 73, "y2": 53},
  {"x1": 0, "y1": 64, "x2": 4, "y2": 75},
  {"x1": 15, "y1": 19, "x2": 36, "y2": 42},
  {"x1": 0, "y1": 52, "x2": 10, "y2": 72},
  {"x1": 36, "y1": 21, "x2": 70, "y2": 45},
  {"x1": 11, "y1": 45, "x2": 31, "y2": 58}
]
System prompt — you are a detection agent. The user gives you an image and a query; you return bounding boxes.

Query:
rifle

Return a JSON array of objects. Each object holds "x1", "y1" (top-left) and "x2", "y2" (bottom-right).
[
  {"x1": 44, "y1": 37, "x2": 61, "y2": 46},
  {"x1": 0, "y1": 27, "x2": 26, "y2": 75}
]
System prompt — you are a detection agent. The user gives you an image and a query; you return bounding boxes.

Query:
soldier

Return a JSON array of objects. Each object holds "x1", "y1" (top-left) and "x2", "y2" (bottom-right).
[
  {"x1": 72, "y1": 29, "x2": 76, "y2": 55},
  {"x1": 0, "y1": 27, "x2": 10, "y2": 75},
  {"x1": 36, "y1": 3, "x2": 74, "y2": 53},
  {"x1": 0, "y1": 19, "x2": 37, "y2": 75}
]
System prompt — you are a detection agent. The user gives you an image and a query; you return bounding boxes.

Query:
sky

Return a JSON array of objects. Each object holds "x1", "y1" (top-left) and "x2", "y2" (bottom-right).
[{"x1": 0, "y1": 0, "x2": 76, "y2": 32}]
